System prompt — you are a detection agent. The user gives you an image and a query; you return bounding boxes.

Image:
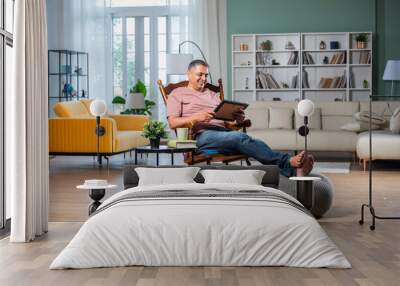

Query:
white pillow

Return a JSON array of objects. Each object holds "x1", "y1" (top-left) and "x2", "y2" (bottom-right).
[
  {"x1": 341, "y1": 122, "x2": 380, "y2": 132},
  {"x1": 269, "y1": 107, "x2": 293, "y2": 129},
  {"x1": 354, "y1": 111, "x2": 386, "y2": 125},
  {"x1": 390, "y1": 107, "x2": 400, "y2": 134},
  {"x1": 136, "y1": 167, "x2": 200, "y2": 186},
  {"x1": 200, "y1": 170, "x2": 266, "y2": 185}
]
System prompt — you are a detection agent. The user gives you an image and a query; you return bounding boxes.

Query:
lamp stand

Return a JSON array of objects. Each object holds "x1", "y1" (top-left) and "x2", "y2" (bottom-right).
[
  {"x1": 178, "y1": 40, "x2": 213, "y2": 83},
  {"x1": 95, "y1": 116, "x2": 106, "y2": 166}
]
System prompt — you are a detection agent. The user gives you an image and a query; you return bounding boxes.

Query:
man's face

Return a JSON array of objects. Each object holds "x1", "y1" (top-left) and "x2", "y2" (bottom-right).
[{"x1": 187, "y1": 64, "x2": 209, "y2": 91}]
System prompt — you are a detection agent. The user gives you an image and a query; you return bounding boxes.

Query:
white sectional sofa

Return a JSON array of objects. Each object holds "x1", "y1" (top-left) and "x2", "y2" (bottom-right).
[{"x1": 245, "y1": 101, "x2": 400, "y2": 169}]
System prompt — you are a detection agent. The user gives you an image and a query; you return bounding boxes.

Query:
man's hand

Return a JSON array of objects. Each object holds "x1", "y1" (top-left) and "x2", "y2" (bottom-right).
[
  {"x1": 192, "y1": 112, "x2": 215, "y2": 123},
  {"x1": 232, "y1": 108, "x2": 245, "y2": 124}
]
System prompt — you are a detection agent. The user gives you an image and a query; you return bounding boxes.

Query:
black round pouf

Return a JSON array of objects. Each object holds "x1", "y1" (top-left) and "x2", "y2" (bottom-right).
[{"x1": 309, "y1": 173, "x2": 334, "y2": 218}]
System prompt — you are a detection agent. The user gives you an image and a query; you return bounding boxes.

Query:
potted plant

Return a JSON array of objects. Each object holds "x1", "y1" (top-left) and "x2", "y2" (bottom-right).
[
  {"x1": 355, "y1": 33, "x2": 368, "y2": 49},
  {"x1": 123, "y1": 80, "x2": 156, "y2": 116},
  {"x1": 142, "y1": 120, "x2": 167, "y2": 149},
  {"x1": 111, "y1": 96, "x2": 126, "y2": 114},
  {"x1": 260, "y1": 40, "x2": 272, "y2": 51}
]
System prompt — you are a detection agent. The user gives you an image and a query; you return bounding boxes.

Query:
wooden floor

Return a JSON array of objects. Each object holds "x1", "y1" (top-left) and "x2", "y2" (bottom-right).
[{"x1": 1, "y1": 153, "x2": 400, "y2": 286}]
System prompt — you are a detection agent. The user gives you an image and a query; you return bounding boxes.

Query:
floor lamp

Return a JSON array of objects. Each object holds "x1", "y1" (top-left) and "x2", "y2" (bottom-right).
[
  {"x1": 166, "y1": 40, "x2": 212, "y2": 83},
  {"x1": 297, "y1": 99, "x2": 315, "y2": 157},
  {"x1": 89, "y1": 99, "x2": 107, "y2": 166},
  {"x1": 383, "y1": 60, "x2": 400, "y2": 97}
]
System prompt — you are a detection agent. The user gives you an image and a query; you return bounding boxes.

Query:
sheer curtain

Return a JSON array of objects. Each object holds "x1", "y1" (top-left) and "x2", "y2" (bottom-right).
[
  {"x1": 47, "y1": 0, "x2": 108, "y2": 104},
  {"x1": 167, "y1": 0, "x2": 227, "y2": 85},
  {"x1": 10, "y1": 0, "x2": 49, "y2": 242}
]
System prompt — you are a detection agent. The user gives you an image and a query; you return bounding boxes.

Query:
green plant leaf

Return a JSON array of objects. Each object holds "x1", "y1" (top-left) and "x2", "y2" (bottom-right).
[{"x1": 112, "y1": 96, "x2": 126, "y2": 104}]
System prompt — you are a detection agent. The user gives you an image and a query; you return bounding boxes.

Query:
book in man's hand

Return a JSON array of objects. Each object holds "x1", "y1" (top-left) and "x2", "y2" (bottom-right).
[{"x1": 167, "y1": 139, "x2": 197, "y2": 149}]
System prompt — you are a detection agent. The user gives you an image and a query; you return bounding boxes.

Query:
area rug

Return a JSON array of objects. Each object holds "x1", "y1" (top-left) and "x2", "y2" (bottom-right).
[{"x1": 313, "y1": 162, "x2": 351, "y2": 174}]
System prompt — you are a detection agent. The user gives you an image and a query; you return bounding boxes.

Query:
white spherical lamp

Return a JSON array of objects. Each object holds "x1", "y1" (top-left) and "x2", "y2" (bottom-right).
[
  {"x1": 90, "y1": 99, "x2": 107, "y2": 117},
  {"x1": 298, "y1": 99, "x2": 314, "y2": 117}
]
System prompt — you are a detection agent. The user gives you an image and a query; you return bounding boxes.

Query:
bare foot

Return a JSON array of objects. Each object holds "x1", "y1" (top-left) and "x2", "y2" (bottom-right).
[
  {"x1": 296, "y1": 155, "x2": 314, "y2": 176},
  {"x1": 289, "y1": 151, "x2": 306, "y2": 168}
]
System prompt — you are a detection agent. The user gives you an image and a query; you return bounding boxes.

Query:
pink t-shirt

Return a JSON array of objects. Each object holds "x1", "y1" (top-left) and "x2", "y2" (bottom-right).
[{"x1": 167, "y1": 87, "x2": 226, "y2": 135}]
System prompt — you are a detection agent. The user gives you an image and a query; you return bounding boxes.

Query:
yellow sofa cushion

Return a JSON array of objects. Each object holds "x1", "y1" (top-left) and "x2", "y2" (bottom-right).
[
  {"x1": 115, "y1": 131, "x2": 149, "y2": 152},
  {"x1": 53, "y1": 101, "x2": 91, "y2": 117},
  {"x1": 80, "y1": 99, "x2": 93, "y2": 113}
]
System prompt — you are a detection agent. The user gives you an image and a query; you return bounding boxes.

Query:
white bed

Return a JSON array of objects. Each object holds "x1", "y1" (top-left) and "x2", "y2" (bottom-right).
[{"x1": 50, "y1": 183, "x2": 350, "y2": 269}]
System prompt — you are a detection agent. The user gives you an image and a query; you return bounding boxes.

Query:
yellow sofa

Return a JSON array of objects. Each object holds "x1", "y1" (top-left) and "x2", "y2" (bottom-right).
[{"x1": 49, "y1": 99, "x2": 149, "y2": 158}]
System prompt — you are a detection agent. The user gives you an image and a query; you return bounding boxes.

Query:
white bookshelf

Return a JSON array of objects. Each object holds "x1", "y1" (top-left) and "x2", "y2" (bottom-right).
[{"x1": 232, "y1": 32, "x2": 372, "y2": 102}]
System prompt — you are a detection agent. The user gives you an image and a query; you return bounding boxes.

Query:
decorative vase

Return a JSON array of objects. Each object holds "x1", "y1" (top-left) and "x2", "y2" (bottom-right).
[
  {"x1": 150, "y1": 137, "x2": 160, "y2": 149},
  {"x1": 357, "y1": 41, "x2": 366, "y2": 49}
]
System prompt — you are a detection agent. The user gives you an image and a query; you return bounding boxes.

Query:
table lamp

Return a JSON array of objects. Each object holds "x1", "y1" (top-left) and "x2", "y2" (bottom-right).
[
  {"x1": 297, "y1": 99, "x2": 314, "y2": 156},
  {"x1": 383, "y1": 60, "x2": 400, "y2": 97},
  {"x1": 90, "y1": 99, "x2": 107, "y2": 165}
]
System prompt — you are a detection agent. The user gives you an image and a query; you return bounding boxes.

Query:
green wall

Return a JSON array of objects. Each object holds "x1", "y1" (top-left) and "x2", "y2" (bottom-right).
[{"x1": 227, "y1": 0, "x2": 400, "y2": 98}]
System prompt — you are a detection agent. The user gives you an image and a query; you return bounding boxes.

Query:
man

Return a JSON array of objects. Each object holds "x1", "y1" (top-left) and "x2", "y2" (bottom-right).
[{"x1": 167, "y1": 59, "x2": 313, "y2": 177}]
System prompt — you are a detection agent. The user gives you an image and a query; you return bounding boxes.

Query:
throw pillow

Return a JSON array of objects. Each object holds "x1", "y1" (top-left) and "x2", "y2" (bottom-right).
[
  {"x1": 136, "y1": 167, "x2": 200, "y2": 186},
  {"x1": 269, "y1": 107, "x2": 293, "y2": 129},
  {"x1": 295, "y1": 107, "x2": 322, "y2": 130},
  {"x1": 340, "y1": 122, "x2": 380, "y2": 132},
  {"x1": 390, "y1": 107, "x2": 400, "y2": 134},
  {"x1": 200, "y1": 170, "x2": 266, "y2": 185},
  {"x1": 245, "y1": 107, "x2": 269, "y2": 130},
  {"x1": 354, "y1": 111, "x2": 386, "y2": 125}
]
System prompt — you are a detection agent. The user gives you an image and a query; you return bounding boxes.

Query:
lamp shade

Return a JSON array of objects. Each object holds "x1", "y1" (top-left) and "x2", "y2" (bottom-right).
[
  {"x1": 126, "y1": 93, "x2": 145, "y2": 109},
  {"x1": 90, "y1": 99, "x2": 107, "y2": 117},
  {"x1": 166, "y1": 53, "x2": 194, "y2": 75},
  {"x1": 298, "y1": 99, "x2": 314, "y2": 116},
  {"x1": 383, "y1": 60, "x2": 400, "y2": 80}
]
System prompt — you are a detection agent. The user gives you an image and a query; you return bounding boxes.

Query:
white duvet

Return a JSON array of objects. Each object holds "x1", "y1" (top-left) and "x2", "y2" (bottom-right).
[{"x1": 50, "y1": 183, "x2": 350, "y2": 269}]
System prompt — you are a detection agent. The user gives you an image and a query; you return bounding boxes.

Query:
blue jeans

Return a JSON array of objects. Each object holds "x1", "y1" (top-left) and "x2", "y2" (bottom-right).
[{"x1": 196, "y1": 129, "x2": 295, "y2": 177}]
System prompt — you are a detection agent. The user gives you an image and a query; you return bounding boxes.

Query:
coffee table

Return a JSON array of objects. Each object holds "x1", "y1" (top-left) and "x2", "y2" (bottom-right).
[{"x1": 135, "y1": 145, "x2": 197, "y2": 166}]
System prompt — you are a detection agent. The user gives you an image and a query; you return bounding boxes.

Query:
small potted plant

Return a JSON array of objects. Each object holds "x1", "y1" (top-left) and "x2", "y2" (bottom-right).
[
  {"x1": 142, "y1": 120, "x2": 167, "y2": 149},
  {"x1": 260, "y1": 40, "x2": 272, "y2": 51},
  {"x1": 355, "y1": 33, "x2": 368, "y2": 49},
  {"x1": 111, "y1": 96, "x2": 126, "y2": 114}
]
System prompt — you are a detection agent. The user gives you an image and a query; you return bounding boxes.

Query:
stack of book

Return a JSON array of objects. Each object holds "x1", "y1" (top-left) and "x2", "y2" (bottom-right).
[
  {"x1": 302, "y1": 52, "x2": 315, "y2": 64},
  {"x1": 358, "y1": 51, "x2": 371, "y2": 64},
  {"x1": 167, "y1": 139, "x2": 197, "y2": 148},
  {"x1": 318, "y1": 71, "x2": 347, "y2": 88},
  {"x1": 329, "y1": 53, "x2": 346, "y2": 64},
  {"x1": 287, "y1": 52, "x2": 299, "y2": 65},
  {"x1": 256, "y1": 71, "x2": 281, "y2": 89}
]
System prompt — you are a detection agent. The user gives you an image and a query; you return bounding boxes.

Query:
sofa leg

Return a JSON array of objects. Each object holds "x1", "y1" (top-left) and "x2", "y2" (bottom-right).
[{"x1": 363, "y1": 159, "x2": 367, "y2": 172}]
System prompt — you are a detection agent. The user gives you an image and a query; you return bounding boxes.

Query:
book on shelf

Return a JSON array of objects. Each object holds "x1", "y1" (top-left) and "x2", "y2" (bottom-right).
[
  {"x1": 302, "y1": 69, "x2": 310, "y2": 88},
  {"x1": 302, "y1": 52, "x2": 315, "y2": 64},
  {"x1": 256, "y1": 71, "x2": 281, "y2": 89},
  {"x1": 317, "y1": 70, "x2": 347, "y2": 88},
  {"x1": 329, "y1": 53, "x2": 346, "y2": 64},
  {"x1": 291, "y1": 73, "x2": 299, "y2": 88},
  {"x1": 358, "y1": 51, "x2": 371, "y2": 64},
  {"x1": 287, "y1": 52, "x2": 299, "y2": 65},
  {"x1": 167, "y1": 139, "x2": 197, "y2": 148}
]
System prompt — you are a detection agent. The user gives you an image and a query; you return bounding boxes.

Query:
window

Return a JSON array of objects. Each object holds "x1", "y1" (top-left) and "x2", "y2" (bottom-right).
[
  {"x1": 1, "y1": 0, "x2": 14, "y2": 232},
  {"x1": 110, "y1": 3, "x2": 189, "y2": 121}
]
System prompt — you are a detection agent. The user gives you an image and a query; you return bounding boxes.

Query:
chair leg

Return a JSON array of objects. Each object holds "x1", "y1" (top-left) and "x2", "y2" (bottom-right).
[
  {"x1": 363, "y1": 159, "x2": 367, "y2": 172},
  {"x1": 246, "y1": 159, "x2": 251, "y2": 166}
]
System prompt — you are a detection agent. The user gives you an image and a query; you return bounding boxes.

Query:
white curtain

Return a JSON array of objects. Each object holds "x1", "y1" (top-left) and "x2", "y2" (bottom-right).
[
  {"x1": 10, "y1": 0, "x2": 49, "y2": 242},
  {"x1": 47, "y1": 0, "x2": 108, "y2": 104},
  {"x1": 168, "y1": 0, "x2": 227, "y2": 85}
]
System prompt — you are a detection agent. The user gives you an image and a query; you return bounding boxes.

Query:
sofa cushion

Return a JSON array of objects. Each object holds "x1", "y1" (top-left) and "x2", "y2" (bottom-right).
[
  {"x1": 319, "y1": 102, "x2": 359, "y2": 116},
  {"x1": 248, "y1": 129, "x2": 297, "y2": 150},
  {"x1": 341, "y1": 122, "x2": 380, "y2": 132},
  {"x1": 295, "y1": 108, "x2": 321, "y2": 130},
  {"x1": 269, "y1": 107, "x2": 293, "y2": 129},
  {"x1": 296, "y1": 130, "x2": 357, "y2": 152},
  {"x1": 115, "y1": 131, "x2": 149, "y2": 152},
  {"x1": 53, "y1": 101, "x2": 91, "y2": 117},
  {"x1": 390, "y1": 107, "x2": 400, "y2": 134},
  {"x1": 357, "y1": 130, "x2": 400, "y2": 160},
  {"x1": 245, "y1": 107, "x2": 269, "y2": 130}
]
